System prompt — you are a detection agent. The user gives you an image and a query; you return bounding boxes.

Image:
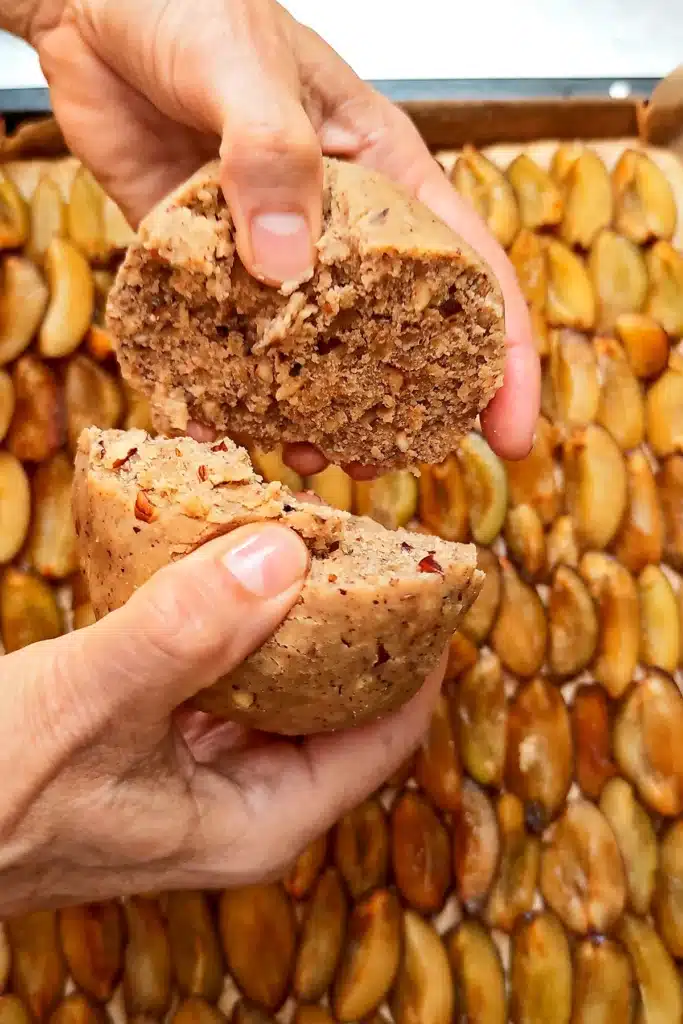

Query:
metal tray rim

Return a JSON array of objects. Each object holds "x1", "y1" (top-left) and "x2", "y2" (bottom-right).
[{"x1": 0, "y1": 76, "x2": 660, "y2": 116}]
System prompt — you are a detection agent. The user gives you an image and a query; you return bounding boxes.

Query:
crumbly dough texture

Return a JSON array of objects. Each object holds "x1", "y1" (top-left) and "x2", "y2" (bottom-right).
[
  {"x1": 107, "y1": 158, "x2": 505, "y2": 470},
  {"x1": 74, "y1": 428, "x2": 482, "y2": 734}
]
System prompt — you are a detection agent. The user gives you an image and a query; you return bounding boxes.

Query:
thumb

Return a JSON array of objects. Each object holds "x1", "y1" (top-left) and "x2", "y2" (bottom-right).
[
  {"x1": 214, "y1": 75, "x2": 323, "y2": 286},
  {"x1": 65, "y1": 523, "x2": 309, "y2": 725}
]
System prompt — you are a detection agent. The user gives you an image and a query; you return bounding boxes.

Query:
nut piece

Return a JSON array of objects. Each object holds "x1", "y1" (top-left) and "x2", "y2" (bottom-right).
[
  {"x1": 551, "y1": 143, "x2": 613, "y2": 249},
  {"x1": 415, "y1": 692, "x2": 461, "y2": 812},
  {"x1": 509, "y1": 229, "x2": 547, "y2": 307},
  {"x1": 490, "y1": 559, "x2": 547, "y2": 678},
  {"x1": 305, "y1": 465, "x2": 353, "y2": 511},
  {"x1": 599, "y1": 777, "x2": 658, "y2": 917},
  {"x1": 546, "y1": 515, "x2": 579, "y2": 575},
  {"x1": 639, "y1": 564, "x2": 680, "y2": 672},
  {"x1": 617, "y1": 915, "x2": 683, "y2": 1024},
  {"x1": 614, "y1": 450, "x2": 664, "y2": 574},
  {"x1": 453, "y1": 778, "x2": 500, "y2": 910},
  {"x1": 454, "y1": 650, "x2": 506, "y2": 787},
  {"x1": 1, "y1": 568, "x2": 61, "y2": 653},
  {"x1": 123, "y1": 383, "x2": 154, "y2": 433},
  {"x1": 418, "y1": 455, "x2": 468, "y2": 542},
  {"x1": 103, "y1": 194, "x2": 135, "y2": 251},
  {"x1": 579, "y1": 552, "x2": 639, "y2": 698},
  {"x1": 0, "y1": 369, "x2": 14, "y2": 443},
  {"x1": 391, "y1": 790, "x2": 451, "y2": 914},
  {"x1": 72, "y1": 601, "x2": 96, "y2": 631},
  {"x1": 509, "y1": 912, "x2": 572, "y2": 1024},
  {"x1": 0, "y1": 169, "x2": 29, "y2": 248},
  {"x1": 28, "y1": 453, "x2": 79, "y2": 580},
  {"x1": 505, "y1": 416, "x2": 562, "y2": 525},
  {"x1": 65, "y1": 354, "x2": 123, "y2": 451},
  {"x1": 613, "y1": 149, "x2": 677, "y2": 244},
  {"x1": 615, "y1": 312, "x2": 670, "y2": 379},
  {"x1": 504, "y1": 503, "x2": 546, "y2": 579},
  {"x1": 460, "y1": 546, "x2": 501, "y2": 644},
  {"x1": 646, "y1": 360, "x2": 683, "y2": 457},
  {"x1": 38, "y1": 237, "x2": 95, "y2": 358},
  {"x1": 291, "y1": 1008, "x2": 333, "y2": 1024},
  {"x1": 572, "y1": 938, "x2": 634, "y2": 1024},
  {"x1": 58, "y1": 901, "x2": 124, "y2": 1003},
  {"x1": 564, "y1": 425, "x2": 627, "y2": 549},
  {"x1": 165, "y1": 891, "x2": 223, "y2": 1003},
  {"x1": 571, "y1": 684, "x2": 617, "y2": 801},
  {"x1": 0, "y1": 451, "x2": 31, "y2": 565},
  {"x1": 7, "y1": 912, "x2": 66, "y2": 1021},
  {"x1": 530, "y1": 305, "x2": 550, "y2": 357},
  {"x1": 123, "y1": 896, "x2": 172, "y2": 1018},
  {"x1": 658, "y1": 455, "x2": 683, "y2": 570},
  {"x1": 548, "y1": 565, "x2": 598, "y2": 678},
  {"x1": 219, "y1": 885, "x2": 295, "y2": 1012},
  {"x1": 451, "y1": 146, "x2": 520, "y2": 248},
  {"x1": 506, "y1": 153, "x2": 564, "y2": 230},
  {"x1": 334, "y1": 798, "x2": 389, "y2": 901},
  {"x1": 456, "y1": 432, "x2": 507, "y2": 545},
  {"x1": 293, "y1": 867, "x2": 347, "y2": 1003},
  {"x1": 7, "y1": 354, "x2": 64, "y2": 463},
  {"x1": 540, "y1": 800, "x2": 626, "y2": 935},
  {"x1": 67, "y1": 166, "x2": 107, "y2": 262},
  {"x1": 174, "y1": 998, "x2": 229, "y2": 1024},
  {"x1": 655, "y1": 820, "x2": 683, "y2": 959},
  {"x1": 486, "y1": 793, "x2": 540, "y2": 933},
  {"x1": 86, "y1": 317, "x2": 116, "y2": 361},
  {"x1": 614, "y1": 671, "x2": 683, "y2": 816},
  {"x1": 332, "y1": 888, "x2": 401, "y2": 1023},
  {"x1": 27, "y1": 175, "x2": 67, "y2": 264},
  {"x1": 544, "y1": 329, "x2": 599, "y2": 429},
  {"x1": 544, "y1": 238, "x2": 596, "y2": 331},
  {"x1": 446, "y1": 920, "x2": 506, "y2": 1024},
  {"x1": 618, "y1": 313, "x2": 671, "y2": 385},
  {"x1": 646, "y1": 241, "x2": 683, "y2": 337},
  {"x1": 49, "y1": 994, "x2": 109, "y2": 1024},
  {"x1": 283, "y1": 833, "x2": 328, "y2": 900},
  {"x1": 0, "y1": 996, "x2": 32, "y2": 1024},
  {"x1": 594, "y1": 336, "x2": 645, "y2": 450},
  {"x1": 251, "y1": 447, "x2": 302, "y2": 492},
  {"x1": 588, "y1": 229, "x2": 648, "y2": 329},
  {"x1": 0, "y1": 255, "x2": 49, "y2": 366},
  {"x1": 391, "y1": 911, "x2": 454, "y2": 1024},
  {"x1": 445, "y1": 629, "x2": 478, "y2": 678},
  {"x1": 505, "y1": 678, "x2": 573, "y2": 832},
  {"x1": 354, "y1": 469, "x2": 418, "y2": 529}
]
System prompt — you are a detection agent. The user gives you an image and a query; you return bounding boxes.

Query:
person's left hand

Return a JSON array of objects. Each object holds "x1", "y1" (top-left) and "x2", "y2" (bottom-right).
[{"x1": 0, "y1": 523, "x2": 441, "y2": 916}]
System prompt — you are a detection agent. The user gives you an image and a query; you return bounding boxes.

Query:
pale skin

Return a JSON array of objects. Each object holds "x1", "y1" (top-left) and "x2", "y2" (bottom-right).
[{"x1": 0, "y1": 0, "x2": 539, "y2": 913}]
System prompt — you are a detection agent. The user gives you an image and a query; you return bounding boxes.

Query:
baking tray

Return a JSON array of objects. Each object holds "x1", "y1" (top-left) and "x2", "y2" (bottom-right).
[
  {"x1": 0, "y1": 76, "x2": 662, "y2": 115},
  {"x1": 1, "y1": 74, "x2": 677, "y2": 157}
]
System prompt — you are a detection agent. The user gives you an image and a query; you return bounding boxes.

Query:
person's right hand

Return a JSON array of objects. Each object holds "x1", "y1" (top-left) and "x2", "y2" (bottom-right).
[{"x1": 24, "y1": 0, "x2": 539, "y2": 476}]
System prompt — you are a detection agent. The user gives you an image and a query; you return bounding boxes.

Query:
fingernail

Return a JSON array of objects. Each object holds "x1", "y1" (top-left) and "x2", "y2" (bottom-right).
[
  {"x1": 250, "y1": 211, "x2": 313, "y2": 284},
  {"x1": 223, "y1": 526, "x2": 308, "y2": 598}
]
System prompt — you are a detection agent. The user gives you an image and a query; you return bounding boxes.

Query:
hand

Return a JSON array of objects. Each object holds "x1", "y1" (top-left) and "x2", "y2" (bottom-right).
[
  {"x1": 23, "y1": 0, "x2": 539, "y2": 476},
  {"x1": 0, "y1": 522, "x2": 442, "y2": 915}
]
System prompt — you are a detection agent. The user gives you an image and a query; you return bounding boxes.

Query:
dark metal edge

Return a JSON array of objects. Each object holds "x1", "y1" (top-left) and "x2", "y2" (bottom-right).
[
  {"x1": 0, "y1": 77, "x2": 659, "y2": 118},
  {"x1": 371, "y1": 77, "x2": 658, "y2": 102}
]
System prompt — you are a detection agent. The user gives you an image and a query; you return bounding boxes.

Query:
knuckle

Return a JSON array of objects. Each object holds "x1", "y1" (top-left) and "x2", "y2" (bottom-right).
[
  {"x1": 132, "y1": 563, "x2": 230, "y2": 668},
  {"x1": 224, "y1": 117, "x2": 322, "y2": 182}
]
